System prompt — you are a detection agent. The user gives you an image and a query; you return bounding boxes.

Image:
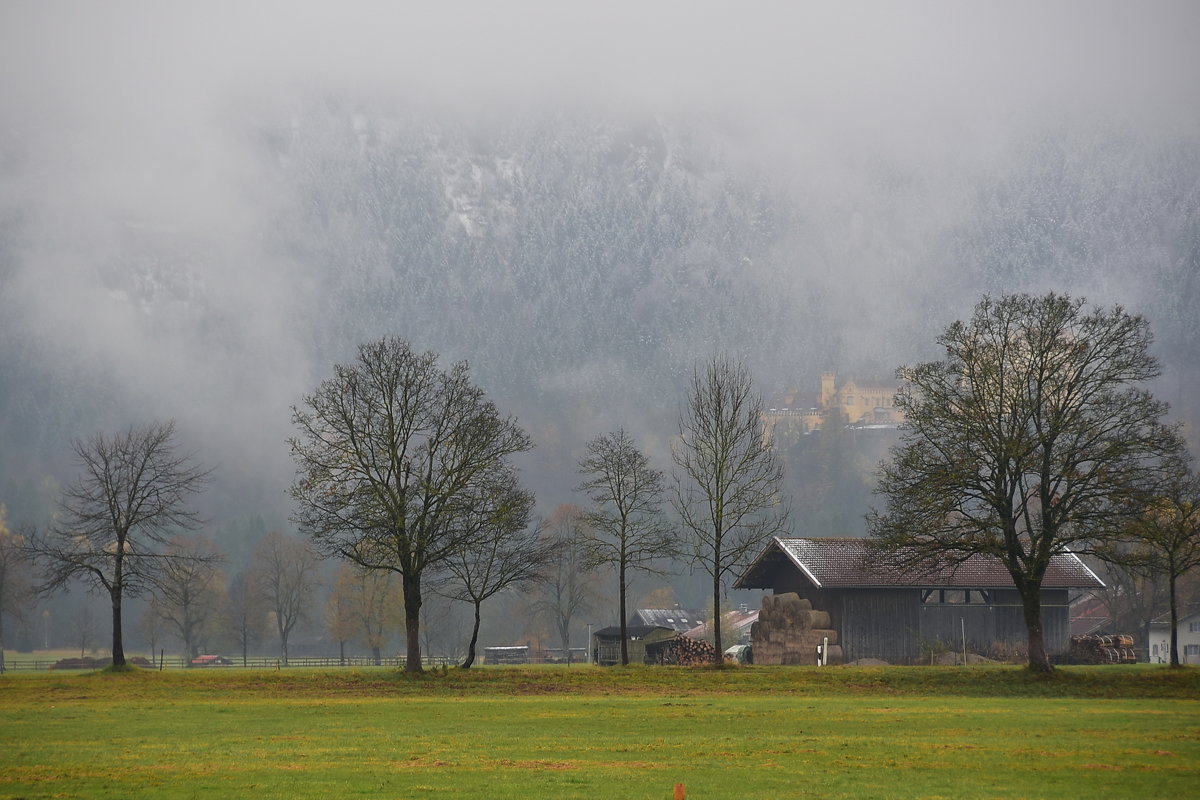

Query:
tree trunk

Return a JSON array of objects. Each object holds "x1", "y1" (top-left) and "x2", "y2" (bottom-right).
[
  {"x1": 461, "y1": 601, "x2": 482, "y2": 669},
  {"x1": 1018, "y1": 583, "x2": 1052, "y2": 674},
  {"x1": 558, "y1": 619, "x2": 571, "y2": 665},
  {"x1": 277, "y1": 616, "x2": 290, "y2": 665},
  {"x1": 0, "y1": 609, "x2": 6, "y2": 674},
  {"x1": 111, "y1": 588, "x2": 126, "y2": 667},
  {"x1": 402, "y1": 571, "x2": 423, "y2": 673},
  {"x1": 619, "y1": 561, "x2": 628, "y2": 666},
  {"x1": 1168, "y1": 571, "x2": 1180, "y2": 668},
  {"x1": 711, "y1": 574, "x2": 722, "y2": 664}
]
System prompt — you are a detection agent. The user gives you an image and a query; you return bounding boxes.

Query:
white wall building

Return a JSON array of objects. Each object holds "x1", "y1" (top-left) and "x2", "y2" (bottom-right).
[{"x1": 1147, "y1": 608, "x2": 1200, "y2": 664}]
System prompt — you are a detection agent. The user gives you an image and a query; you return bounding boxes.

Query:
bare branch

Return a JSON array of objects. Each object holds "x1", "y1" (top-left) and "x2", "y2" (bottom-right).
[
  {"x1": 670, "y1": 355, "x2": 789, "y2": 660},
  {"x1": 26, "y1": 420, "x2": 211, "y2": 667},
  {"x1": 869, "y1": 293, "x2": 1183, "y2": 673},
  {"x1": 289, "y1": 337, "x2": 533, "y2": 672}
]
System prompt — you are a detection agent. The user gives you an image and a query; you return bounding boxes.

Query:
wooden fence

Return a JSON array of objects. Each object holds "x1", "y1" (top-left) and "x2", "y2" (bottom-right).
[{"x1": 0, "y1": 654, "x2": 459, "y2": 672}]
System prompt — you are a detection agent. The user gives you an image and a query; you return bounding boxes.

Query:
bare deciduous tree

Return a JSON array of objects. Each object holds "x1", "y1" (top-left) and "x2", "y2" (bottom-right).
[
  {"x1": 442, "y1": 470, "x2": 546, "y2": 668},
  {"x1": 328, "y1": 563, "x2": 403, "y2": 665},
  {"x1": 326, "y1": 566, "x2": 360, "y2": 666},
  {"x1": 290, "y1": 337, "x2": 533, "y2": 672},
  {"x1": 671, "y1": 355, "x2": 788, "y2": 662},
  {"x1": 253, "y1": 530, "x2": 319, "y2": 665},
  {"x1": 223, "y1": 569, "x2": 265, "y2": 667},
  {"x1": 0, "y1": 506, "x2": 32, "y2": 674},
  {"x1": 71, "y1": 601, "x2": 98, "y2": 659},
  {"x1": 530, "y1": 504, "x2": 599, "y2": 664},
  {"x1": 137, "y1": 596, "x2": 168, "y2": 667},
  {"x1": 1108, "y1": 452, "x2": 1200, "y2": 667},
  {"x1": 30, "y1": 421, "x2": 211, "y2": 667},
  {"x1": 577, "y1": 429, "x2": 676, "y2": 665},
  {"x1": 154, "y1": 535, "x2": 224, "y2": 661},
  {"x1": 869, "y1": 294, "x2": 1182, "y2": 673}
]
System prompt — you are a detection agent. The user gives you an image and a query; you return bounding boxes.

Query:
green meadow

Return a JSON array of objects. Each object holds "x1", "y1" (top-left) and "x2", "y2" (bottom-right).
[{"x1": 1, "y1": 665, "x2": 1197, "y2": 799}]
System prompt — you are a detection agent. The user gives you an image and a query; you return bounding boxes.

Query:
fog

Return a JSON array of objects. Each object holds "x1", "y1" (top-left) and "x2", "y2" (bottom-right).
[{"x1": 2, "y1": 1, "x2": 1198, "y2": 549}]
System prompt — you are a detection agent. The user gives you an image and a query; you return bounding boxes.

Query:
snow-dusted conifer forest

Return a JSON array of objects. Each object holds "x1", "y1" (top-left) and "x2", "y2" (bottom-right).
[{"x1": 1, "y1": 4, "x2": 1197, "y2": 649}]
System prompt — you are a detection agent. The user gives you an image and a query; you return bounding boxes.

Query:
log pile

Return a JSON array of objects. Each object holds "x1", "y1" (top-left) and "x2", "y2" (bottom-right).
[
  {"x1": 750, "y1": 592, "x2": 842, "y2": 666},
  {"x1": 1068, "y1": 634, "x2": 1137, "y2": 664},
  {"x1": 668, "y1": 634, "x2": 720, "y2": 666}
]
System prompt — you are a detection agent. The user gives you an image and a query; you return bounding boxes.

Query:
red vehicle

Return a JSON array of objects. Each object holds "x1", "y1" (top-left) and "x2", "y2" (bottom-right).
[{"x1": 189, "y1": 654, "x2": 233, "y2": 667}]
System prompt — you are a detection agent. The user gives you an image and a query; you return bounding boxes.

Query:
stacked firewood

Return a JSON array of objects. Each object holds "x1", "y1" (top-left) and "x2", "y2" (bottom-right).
[
  {"x1": 750, "y1": 592, "x2": 842, "y2": 666},
  {"x1": 669, "y1": 634, "x2": 720, "y2": 666},
  {"x1": 1068, "y1": 634, "x2": 1137, "y2": 664}
]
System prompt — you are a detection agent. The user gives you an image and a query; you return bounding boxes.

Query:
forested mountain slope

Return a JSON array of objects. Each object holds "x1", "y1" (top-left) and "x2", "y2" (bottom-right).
[{"x1": 1, "y1": 108, "x2": 1196, "y2": 532}]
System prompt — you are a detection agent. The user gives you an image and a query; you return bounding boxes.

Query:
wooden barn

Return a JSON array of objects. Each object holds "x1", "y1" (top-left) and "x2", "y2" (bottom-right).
[
  {"x1": 592, "y1": 625, "x2": 676, "y2": 666},
  {"x1": 733, "y1": 537, "x2": 1105, "y2": 664}
]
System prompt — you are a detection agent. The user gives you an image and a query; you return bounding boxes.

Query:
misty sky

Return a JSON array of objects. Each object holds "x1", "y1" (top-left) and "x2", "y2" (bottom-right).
[
  {"x1": 5, "y1": 2, "x2": 1197, "y2": 197},
  {"x1": 2, "y1": 1, "x2": 1199, "y2": 511}
]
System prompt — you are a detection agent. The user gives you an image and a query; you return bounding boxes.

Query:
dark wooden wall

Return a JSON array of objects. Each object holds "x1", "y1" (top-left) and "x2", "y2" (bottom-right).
[
  {"x1": 763, "y1": 562, "x2": 1073, "y2": 662},
  {"x1": 836, "y1": 589, "x2": 921, "y2": 663}
]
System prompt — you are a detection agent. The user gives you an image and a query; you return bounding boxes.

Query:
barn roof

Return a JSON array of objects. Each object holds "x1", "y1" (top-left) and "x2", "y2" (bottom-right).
[
  {"x1": 733, "y1": 537, "x2": 1105, "y2": 590},
  {"x1": 629, "y1": 608, "x2": 706, "y2": 633},
  {"x1": 593, "y1": 625, "x2": 674, "y2": 640}
]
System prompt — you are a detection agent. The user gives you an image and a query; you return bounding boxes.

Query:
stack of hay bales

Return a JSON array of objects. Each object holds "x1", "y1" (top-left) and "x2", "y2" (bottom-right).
[
  {"x1": 1068, "y1": 634, "x2": 1137, "y2": 664},
  {"x1": 751, "y1": 592, "x2": 842, "y2": 665}
]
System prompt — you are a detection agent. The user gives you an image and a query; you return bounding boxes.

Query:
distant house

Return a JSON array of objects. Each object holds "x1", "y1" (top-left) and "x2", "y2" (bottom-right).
[
  {"x1": 762, "y1": 372, "x2": 905, "y2": 444},
  {"x1": 587, "y1": 610, "x2": 707, "y2": 666},
  {"x1": 734, "y1": 537, "x2": 1105, "y2": 664},
  {"x1": 684, "y1": 608, "x2": 759, "y2": 645},
  {"x1": 628, "y1": 608, "x2": 706, "y2": 634},
  {"x1": 1147, "y1": 606, "x2": 1200, "y2": 664},
  {"x1": 592, "y1": 625, "x2": 676, "y2": 666},
  {"x1": 1069, "y1": 592, "x2": 1114, "y2": 637}
]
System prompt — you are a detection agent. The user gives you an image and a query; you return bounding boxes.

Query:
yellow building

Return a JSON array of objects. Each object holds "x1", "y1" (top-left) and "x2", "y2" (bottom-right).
[{"x1": 763, "y1": 372, "x2": 903, "y2": 445}]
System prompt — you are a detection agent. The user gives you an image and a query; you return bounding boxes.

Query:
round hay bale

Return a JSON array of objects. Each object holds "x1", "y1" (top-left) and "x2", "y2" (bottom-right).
[
  {"x1": 808, "y1": 610, "x2": 831, "y2": 629},
  {"x1": 761, "y1": 594, "x2": 777, "y2": 613},
  {"x1": 787, "y1": 595, "x2": 813, "y2": 612},
  {"x1": 793, "y1": 609, "x2": 814, "y2": 630},
  {"x1": 775, "y1": 593, "x2": 812, "y2": 614},
  {"x1": 823, "y1": 645, "x2": 844, "y2": 665},
  {"x1": 810, "y1": 628, "x2": 838, "y2": 644},
  {"x1": 777, "y1": 601, "x2": 803, "y2": 622}
]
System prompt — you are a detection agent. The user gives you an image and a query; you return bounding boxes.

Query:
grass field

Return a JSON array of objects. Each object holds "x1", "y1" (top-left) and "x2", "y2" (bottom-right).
[{"x1": 1, "y1": 665, "x2": 1197, "y2": 799}]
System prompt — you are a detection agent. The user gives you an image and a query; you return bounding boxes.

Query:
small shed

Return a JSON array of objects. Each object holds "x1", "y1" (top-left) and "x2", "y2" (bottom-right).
[
  {"x1": 592, "y1": 625, "x2": 676, "y2": 666},
  {"x1": 734, "y1": 537, "x2": 1105, "y2": 664},
  {"x1": 483, "y1": 646, "x2": 530, "y2": 665}
]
